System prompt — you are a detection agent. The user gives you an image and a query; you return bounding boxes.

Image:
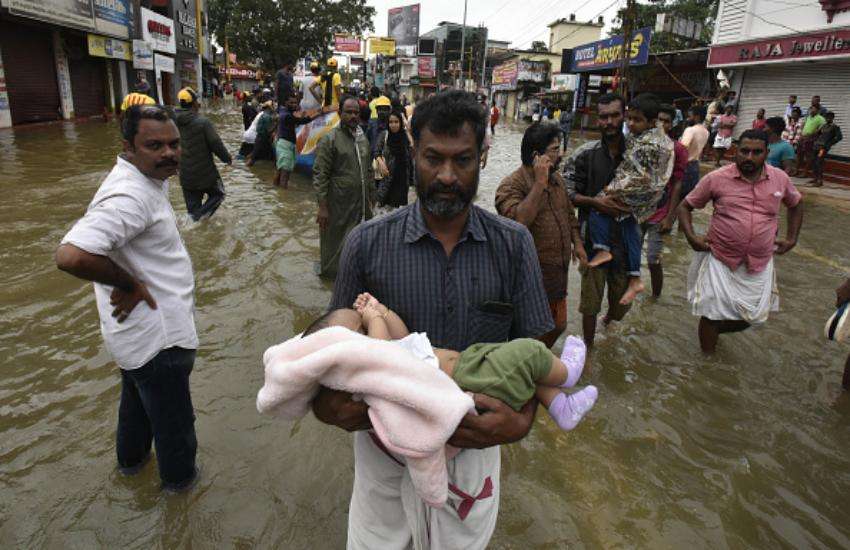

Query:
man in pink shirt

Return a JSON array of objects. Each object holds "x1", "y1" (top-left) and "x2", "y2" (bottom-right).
[{"x1": 677, "y1": 129, "x2": 804, "y2": 353}]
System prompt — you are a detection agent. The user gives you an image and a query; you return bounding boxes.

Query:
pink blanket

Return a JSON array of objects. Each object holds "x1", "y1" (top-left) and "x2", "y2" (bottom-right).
[{"x1": 256, "y1": 326, "x2": 475, "y2": 507}]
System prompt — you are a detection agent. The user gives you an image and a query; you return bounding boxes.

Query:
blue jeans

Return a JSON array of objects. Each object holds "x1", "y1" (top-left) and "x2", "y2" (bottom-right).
[
  {"x1": 681, "y1": 160, "x2": 700, "y2": 199},
  {"x1": 117, "y1": 347, "x2": 197, "y2": 490},
  {"x1": 589, "y1": 210, "x2": 641, "y2": 276}
]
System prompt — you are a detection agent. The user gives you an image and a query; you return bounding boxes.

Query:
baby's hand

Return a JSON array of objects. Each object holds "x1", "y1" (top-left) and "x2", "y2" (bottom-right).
[
  {"x1": 360, "y1": 302, "x2": 385, "y2": 324},
  {"x1": 353, "y1": 293, "x2": 371, "y2": 312}
]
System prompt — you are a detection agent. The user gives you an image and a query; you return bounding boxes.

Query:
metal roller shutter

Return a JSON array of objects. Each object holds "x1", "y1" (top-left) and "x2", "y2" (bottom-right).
[
  {"x1": 0, "y1": 22, "x2": 60, "y2": 125},
  {"x1": 66, "y1": 34, "x2": 106, "y2": 118},
  {"x1": 735, "y1": 62, "x2": 850, "y2": 157}
]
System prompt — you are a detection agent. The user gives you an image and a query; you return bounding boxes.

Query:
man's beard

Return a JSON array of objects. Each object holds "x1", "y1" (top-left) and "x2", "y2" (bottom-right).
[{"x1": 416, "y1": 165, "x2": 479, "y2": 219}]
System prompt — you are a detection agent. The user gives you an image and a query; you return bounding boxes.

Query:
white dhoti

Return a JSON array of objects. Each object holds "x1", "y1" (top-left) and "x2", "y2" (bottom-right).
[
  {"x1": 347, "y1": 430, "x2": 500, "y2": 550},
  {"x1": 687, "y1": 251, "x2": 779, "y2": 324}
]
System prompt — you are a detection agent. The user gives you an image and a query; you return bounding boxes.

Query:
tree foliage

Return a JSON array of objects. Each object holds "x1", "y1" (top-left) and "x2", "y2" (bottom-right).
[
  {"x1": 610, "y1": 0, "x2": 720, "y2": 52},
  {"x1": 207, "y1": 0, "x2": 375, "y2": 70},
  {"x1": 530, "y1": 40, "x2": 548, "y2": 52}
]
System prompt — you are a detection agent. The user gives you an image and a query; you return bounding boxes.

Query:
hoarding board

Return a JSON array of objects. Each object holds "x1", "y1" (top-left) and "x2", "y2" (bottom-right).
[
  {"x1": 388, "y1": 4, "x2": 420, "y2": 46},
  {"x1": 141, "y1": 7, "x2": 176, "y2": 54},
  {"x1": 570, "y1": 27, "x2": 651, "y2": 72},
  {"x1": 335, "y1": 35, "x2": 362, "y2": 53},
  {"x1": 2, "y1": 0, "x2": 95, "y2": 30},
  {"x1": 87, "y1": 33, "x2": 132, "y2": 61},
  {"x1": 368, "y1": 37, "x2": 396, "y2": 56},
  {"x1": 491, "y1": 60, "x2": 518, "y2": 91}
]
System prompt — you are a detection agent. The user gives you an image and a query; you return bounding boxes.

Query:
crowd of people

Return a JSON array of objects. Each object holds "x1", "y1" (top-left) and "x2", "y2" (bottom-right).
[{"x1": 52, "y1": 68, "x2": 850, "y2": 548}]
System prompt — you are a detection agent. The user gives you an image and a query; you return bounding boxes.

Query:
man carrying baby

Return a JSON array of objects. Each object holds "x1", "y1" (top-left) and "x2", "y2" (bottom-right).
[{"x1": 312, "y1": 90, "x2": 555, "y2": 549}]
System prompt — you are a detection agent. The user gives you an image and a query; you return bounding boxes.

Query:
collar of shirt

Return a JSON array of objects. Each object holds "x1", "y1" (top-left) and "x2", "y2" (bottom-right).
[
  {"x1": 116, "y1": 154, "x2": 166, "y2": 189},
  {"x1": 404, "y1": 201, "x2": 488, "y2": 245},
  {"x1": 728, "y1": 163, "x2": 770, "y2": 185}
]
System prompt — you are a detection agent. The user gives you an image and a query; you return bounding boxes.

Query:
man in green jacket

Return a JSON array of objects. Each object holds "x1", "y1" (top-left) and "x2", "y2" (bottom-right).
[
  {"x1": 175, "y1": 88, "x2": 232, "y2": 221},
  {"x1": 314, "y1": 95, "x2": 374, "y2": 278}
]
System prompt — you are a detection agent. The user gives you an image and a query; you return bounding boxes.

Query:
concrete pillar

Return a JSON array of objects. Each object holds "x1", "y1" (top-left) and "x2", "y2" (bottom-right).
[
  {"x1": 0, "y1": 44, "x2": 12, "y2": 128},
  {"x1": 106, "y1": 61, "x2": 116, "y2": 112},
  {"x1": 118, "y1": 59, "x2": 129, "y2": 99},
  {"x1": 52, "y1": 31, "x2": 74, "y2": 120}
]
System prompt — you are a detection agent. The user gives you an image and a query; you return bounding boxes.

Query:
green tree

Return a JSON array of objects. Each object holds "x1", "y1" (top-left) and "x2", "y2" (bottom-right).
[
  {"x1": 208, "y1": 0, "x2": 375, "y2": 70},
  {"x1": 530, "y1": 40, "x2": 548, "y2": 52},
  {"x1": 610, "y1": 0, "x2": 719, "y2": 52}
]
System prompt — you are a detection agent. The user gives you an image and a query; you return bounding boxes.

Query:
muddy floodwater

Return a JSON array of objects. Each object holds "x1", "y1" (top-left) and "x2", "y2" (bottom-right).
[{"x1": 2, "y1": 107, "x2": 850, "y2": 548}]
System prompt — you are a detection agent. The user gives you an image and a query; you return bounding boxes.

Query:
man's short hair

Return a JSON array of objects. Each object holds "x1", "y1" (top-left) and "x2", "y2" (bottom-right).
[
  {"x1": 339, "y1": 94, "x2": 358, "y2": 110},
  {"x1": 825, "y1": 111, "x2": 835, "y2": 120},
  {"x1": 792, "y1": 106, "x2": 802, "y2": 116},
  {"x1": 765, "y1": 116, "x2": 786, "y2": 135},
  {"x1": 410, "y1": 89, "x2": 486, "y2": 152},
  {"x1": 520, "y1": 122, "x2": 561, "y2": 166},
  {"x1": 738, "y1": 129, "x2": 769, "y2": 148},
  {"x1": 688, "y1": 107, "x2": 705, "y2": 122},
  {"x1": 121, "y1": 104, "x2": 175, "y2": 143},
  {"x1": 627, "y1": 93, "x2": 661, "y2": 120},
  {"x1": 597, "y1": 92, "x2": 625, "y2": 113},
  {"x1": 658, "y1": 103, "x2": 676, "y2": 119}
]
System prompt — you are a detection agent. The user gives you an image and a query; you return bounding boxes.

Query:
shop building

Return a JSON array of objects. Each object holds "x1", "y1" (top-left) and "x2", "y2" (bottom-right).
[
  {"x1": 0, "y1": 0, "x2": 135, "y2": 127},
  {"x1": 709, "y1": 0, "x2": 850, "y2": 163}
]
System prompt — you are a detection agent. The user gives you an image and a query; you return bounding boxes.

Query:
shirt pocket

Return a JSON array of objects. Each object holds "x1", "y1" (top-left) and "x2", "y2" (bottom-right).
[{"x1": 468, "y1": 305, "x2": 513, "y2": 344}]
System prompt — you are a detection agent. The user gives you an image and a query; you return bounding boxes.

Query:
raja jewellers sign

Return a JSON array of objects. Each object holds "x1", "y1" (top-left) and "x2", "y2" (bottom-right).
[{"x1": 708, "y1": 28, "x2": 850, "y2": 67}]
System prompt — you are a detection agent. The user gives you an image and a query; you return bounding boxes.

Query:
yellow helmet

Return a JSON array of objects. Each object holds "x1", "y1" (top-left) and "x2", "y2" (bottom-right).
[
  {"x1": 374, "y1": 96, "x2": 391, "y2": 108},
  {"x1": 177, "y1": 87, "x2": 198, "y2": 104},
  {"x1": 310, "y1": 61, "x2": 320, "y2": 71},
  {"x1": 327, "y1": 58, "x2": 338, "y2": 68}
]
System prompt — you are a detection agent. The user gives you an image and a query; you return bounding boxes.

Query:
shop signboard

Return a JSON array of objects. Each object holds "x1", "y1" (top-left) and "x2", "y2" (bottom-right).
[
  {"x1": 87, "y1": 34, "x2": 132, "y2": 61},
  {"x1": 132, "y1": 39, "x2": 154, "y2": 70},
  {"x1": 417, "y1": 56, "x2": 436, "y2": 78},
  {"x1": 94, "y1": 0, "x2": 133, "y2": 39},
  {"x1": 517, "y1": 60, "x2": 547, "y2": 82},
  {"x1": 368, "y1": 37, "x2": 396, "y2": 56},
  {"x1": 175, "y1": 0, "x2": 198, "y2": 53},
  {"x1": 2, "y1": 0, "x2": 95, "y2": 30},
  {"x1": 570, "y1": 27, "x2": 652, "y2": 72},
  {"x1": 155, "y1": 54, "x2": 175, "y2": 74},
  {"x1": 218, "y1": 65, "x2": 258, "y2": 80},
  {"x1": 334, "y1": 35, "x2": 362, "y2": 53},
  {"x1": 550, "y1": 73, "x2": 578, "y2": 92},
  {"x1": 491, "y1": 60, "x2": 518, "y2": 91},
  {"x1": 388, "y1": 3, "x2": 420, "y2": 55},
  {"x1": 141, "y1": 7, "x2": 176, "y2": 55},
  {"x1": 708, "y1": 27, "x2": 850, "y2": 67}
]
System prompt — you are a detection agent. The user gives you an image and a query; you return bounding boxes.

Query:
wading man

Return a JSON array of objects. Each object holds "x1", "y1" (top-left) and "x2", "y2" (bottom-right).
[
  {"x1": 565, "y1": 93, "x2": 633, "y2": 347},
  {"x1": 678, "y1": 130, "x2": 803, "y2": 353},
  {"x1": 174, "y1": 88, "x2": 232, "y2": 221},
  {"x1": 55, "y1": 105, "x2": 199, "y2": 491},
  {"x1": 314, "y1": 95, "x2": 373, "y2": 278},
  {"x1": 314, "y1": 90, "x2": 554, "y2": 548}
]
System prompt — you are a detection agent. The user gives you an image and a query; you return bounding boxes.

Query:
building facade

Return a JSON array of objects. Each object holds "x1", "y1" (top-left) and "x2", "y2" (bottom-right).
[
  {"x1": 0, "y1": 0, "x2": 209, "y2": 128},
  {"x1": 709, "y1": 0, "x2": 850, "y2": 158}
]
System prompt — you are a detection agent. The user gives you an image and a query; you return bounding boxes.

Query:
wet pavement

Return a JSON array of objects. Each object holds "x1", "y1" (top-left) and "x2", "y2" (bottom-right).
[{"x1": 2, "y1": 108, "x2": 850, "y2": 548}]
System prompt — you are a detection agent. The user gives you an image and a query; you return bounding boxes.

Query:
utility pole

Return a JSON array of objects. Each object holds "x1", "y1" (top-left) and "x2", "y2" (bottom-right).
[
  {"x1": 480, "y1": 25, "x2": 488, "y2": 88},
  {"x1": 458, "y1": 0, "x2": 467, "y2": 89},
  {"x1": 618, "y1": 0, "x2": 636, "y2": 97}
]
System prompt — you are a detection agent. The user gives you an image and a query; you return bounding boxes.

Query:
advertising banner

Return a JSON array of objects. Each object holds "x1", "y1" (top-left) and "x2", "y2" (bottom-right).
[
  {"x1": 218, "y1": 65, "x2": 258, "y2": 80},
  {"x1": 155, "y1": 53, "x2": 175, "y2": 74},
  {"x1": 491, "y1": 60, "x2": 518, "y2": 91},
  {"x1": 94, "y1": 0, "x2": 133, "y2": 39},
  {"x1": 132, "y1": 39, "x2": 154, "y2": 70},
  {"x1": 417, "y1": 56, "x2": 436, "y2": 78},
  {"x1": 2, "y1": 0, "x2": 95, "y2": 30},
  {"x1": 707, "y1": 28, "x2": 850, "y2": 67},
  {"x1": 388, "y1": 3, "x2": 420, "y2": 54},
  {"x1": 368, "y1": 37, "x2": 396, "y2": 56},
  {"x1": 175, "y1": 0, "x2": 198, "y2": 53},
  {"x1": 334, "y1": 35, "x2": 362, "y2": 53},
  {"x1": 87, "y1": 34, "x2": 132, "y2": 61},
  {"x1": 551, "y1": 73, "x2": 578, "y2": 92},
  {"x1": 141, "y1": 7, "x2": 176, "y2": 54},
  {"x1": 517, "y1": 60, "x2": 547, "y2": 82},
  {"x1": 570, "y1": 27, "x2": 652, "y2": 72}
]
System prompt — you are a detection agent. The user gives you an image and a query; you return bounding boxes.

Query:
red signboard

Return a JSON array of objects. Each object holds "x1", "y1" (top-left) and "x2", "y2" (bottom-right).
[
  {"x1": 334, "y1": 35, "x2": 361, "y2": 53},
  {"x1": 708, "y1": 28, "x2": 850, "y2": 67},
  {"x1": 417, "y1": 56, "x2": 435, "y2": 78}
]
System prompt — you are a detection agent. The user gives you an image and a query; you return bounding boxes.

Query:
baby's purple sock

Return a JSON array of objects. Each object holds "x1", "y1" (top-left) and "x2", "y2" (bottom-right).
[
  {"x1": 547, "y1": 386, "x2": 598, "y2": 431},
  {"x1": 559, "y1": 335, "x2": 587, "y2": 388}
]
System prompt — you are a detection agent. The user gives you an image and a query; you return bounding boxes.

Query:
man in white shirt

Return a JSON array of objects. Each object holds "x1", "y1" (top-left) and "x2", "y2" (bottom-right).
[
  {"x1": 679, "y1": 107, "x2": 710, "y2": 200},
  {"x1": 55, "y1": 105, "x2": 200, "y2": 492}
]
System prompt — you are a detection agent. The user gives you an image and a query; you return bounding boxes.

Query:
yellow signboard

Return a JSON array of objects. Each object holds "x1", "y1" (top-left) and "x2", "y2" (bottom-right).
[
  {"x1": 367, "y1": 37, "x2": 396, "y2": 56},
  {"x1": 87, "y1": 34, "x2": 132, "y2": 61}
]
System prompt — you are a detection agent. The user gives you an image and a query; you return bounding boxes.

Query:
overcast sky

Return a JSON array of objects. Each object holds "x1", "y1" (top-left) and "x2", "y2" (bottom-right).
[{"x1": 364, "y1": 0, "x2": 621, "y2": 49}]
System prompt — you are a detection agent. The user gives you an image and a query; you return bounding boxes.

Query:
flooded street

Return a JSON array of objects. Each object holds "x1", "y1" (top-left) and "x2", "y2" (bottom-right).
[{"x1": 2, "y1": 108, "x2": 850, "y2": 548}]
